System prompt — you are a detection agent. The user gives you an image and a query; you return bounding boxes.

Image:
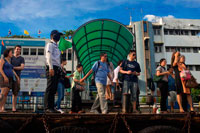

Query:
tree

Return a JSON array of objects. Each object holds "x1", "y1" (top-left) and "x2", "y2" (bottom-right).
[{"x1": 62, "y1": 30, "x2": 75, "y2": 39}]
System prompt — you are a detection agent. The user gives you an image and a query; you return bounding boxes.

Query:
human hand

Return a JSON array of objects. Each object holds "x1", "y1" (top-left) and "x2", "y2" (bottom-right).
[
  {"x1": 80, "y1": 79, "x2": 84, "y2": 83},
  {"x1": 175, "y1": 52, "x2": 180, "y2": 57},
  {"x1": 4, "y1": 76, "x2": 9, "y2": 84},
  {"x1": 127, "y1": 70, "x2": 132, "y2": 75},
  {"x1": 49, "y1": 69, "x2": 54, "y2": 77},
  {"x1": 132, "y1": 71, "x2": 137, "y2": 75}
]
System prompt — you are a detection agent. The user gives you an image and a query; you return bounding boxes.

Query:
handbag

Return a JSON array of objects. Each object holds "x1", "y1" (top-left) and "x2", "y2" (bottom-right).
[
  {"x1": 153, "y1": 74, "x2": 163, "y2": 82},
  {"x1": 64, "y1": 77, "x2": 71, "y2": 88},
  {"x1": 185, "y1": 76, "x2": 199, "y2": 88},
  {"x1": 180, "y1": 70, "x2": 191, "y2": 81},
  {"x1": 75, "y1": 83, "x2": 85, "y2": 91}
]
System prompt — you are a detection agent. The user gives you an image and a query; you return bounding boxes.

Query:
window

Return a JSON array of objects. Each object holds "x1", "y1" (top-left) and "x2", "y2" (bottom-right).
[
  {"x1": 186, "y1": 48, "x2": 191, "y2": 52},
  {"x1": 164, "y1": 30, "x2": 168, "y2": 35},
  {"x1": 195, "y1": 66, "x2": 200, "y2": 71},
  {"x1": 171, "y1": 47, "x2": 175, "y2": 52},
  {"x1": 30, "y1": 48, "x2": 37, "y2": 55},
  {"x1": 166, "y1": 47, "x2": 170, "y2": 52},
  {"x1": 68, "y1": 49, "x2": 72, "y2": 60},
  {"x1": 169, "y1": 30, "x2": 174, "y2": 35},
  {"x1": 193, "y1": 48, "x2": 198, "y2": 53},
  {"x1": 23, "y1": 48, "x2": 29, "y2": 55},
  {"x1": 180, "y1": 48, "x2": 185, "y2": 52},
  {"x1": 191, "y1": 30, "x2": 196, "y2": 36},
  {"x1": 155, "y1": 46, "x2": 162, "y2": 53},
  {"x1": 38, "y1": 48, "x2": 44, "y2": 55},
  {"x1": 145, "y1": 39, "x2": 149, "y2": 50},
  {"x1": 188, "y1": 66, "x2": 194, "y2": 71},
  {"x1": 175, "y1": 30, "x2": 180, "y2": 35},
  {"x1": 185, "y1": 30, "x2": 189, "y2": 35},
  {"x1": 157, "y1": 29, "x2": 161, "y2": 35}
]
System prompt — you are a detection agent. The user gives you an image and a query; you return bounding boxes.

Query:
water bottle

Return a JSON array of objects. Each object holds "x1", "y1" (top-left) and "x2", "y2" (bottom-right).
[
  {"x1": 153, "y1": 103, "x2": 158, "y2": 114},
  {"x1": 156, "y1": 108, "x2": 161, "y2": 114}
]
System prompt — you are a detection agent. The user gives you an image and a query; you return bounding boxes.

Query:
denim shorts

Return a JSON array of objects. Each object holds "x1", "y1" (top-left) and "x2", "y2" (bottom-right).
[{"x1": 123, "y1": 80, "x2": 138, "y2": 102}]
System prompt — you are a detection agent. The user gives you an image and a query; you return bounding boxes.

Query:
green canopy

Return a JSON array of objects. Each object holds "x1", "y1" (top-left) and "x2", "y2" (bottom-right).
[{"x1": 72, "y1": 19, "x2": 135, "y2": 75}]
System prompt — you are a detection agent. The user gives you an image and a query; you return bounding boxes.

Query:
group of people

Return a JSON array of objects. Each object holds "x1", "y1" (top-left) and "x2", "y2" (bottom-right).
[
  {"x1": 44, "y1": 30, "x2": 142, "y2": 114},
  {"x1": 0, "y1": 29, "x2": 196, "y2": 114},
  {"x1": 156, "y1": 51, "x2": 194, "y2": 113},
  {"x1": 0, "y1": 45, "x2": 25, "y2": 112}
]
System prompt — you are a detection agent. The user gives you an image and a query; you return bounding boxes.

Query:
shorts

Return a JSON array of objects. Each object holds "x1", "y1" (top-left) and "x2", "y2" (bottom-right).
[
  {"x1": 0, "y1": 74, "x2": 20, "y2": 95},
  {"x1": 168, "y1": 91, "x2": 177, "y2": 103},
  {"x1": 123, "y1": 80, "x2": 138, "y2": 102},
  {"x1": 0, "y1": 74, "x2": 14, "y2": 89},
  {"x1": 12, "y1": 81, "x2": 20, "y2": 96}
]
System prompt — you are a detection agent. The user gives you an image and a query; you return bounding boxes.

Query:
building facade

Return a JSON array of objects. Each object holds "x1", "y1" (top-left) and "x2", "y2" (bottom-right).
[{"x1": 152, "y1": 18, "x2": 200, "y2": 82}]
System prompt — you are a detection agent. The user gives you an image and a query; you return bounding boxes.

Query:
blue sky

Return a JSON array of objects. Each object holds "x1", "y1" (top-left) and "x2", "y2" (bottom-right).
[{"x1": 0, "y1": 0, "x2": 200, "y2": 38}]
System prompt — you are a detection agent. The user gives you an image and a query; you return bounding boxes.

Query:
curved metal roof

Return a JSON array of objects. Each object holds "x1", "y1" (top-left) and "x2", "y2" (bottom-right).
[{"x1": 72, "y1": 19, "x2": 135, "y2": 75}]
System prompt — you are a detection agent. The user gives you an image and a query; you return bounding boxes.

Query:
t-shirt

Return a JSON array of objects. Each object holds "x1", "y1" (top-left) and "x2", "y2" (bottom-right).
[
  {"x1": 156, "y1": 66, "x2": 168, "y2": 82},
  {"x1": 92, "y1": 61, "x2": 110, "y2": 85},
  {"x1": 72, "y1": 70, "x2": 81, "y2": 88},
  {"x1": 168, "y1": 75, "x2": 176, "y2": 91},
  {"x1": 11, "y1": 56, "x2": 25, "y2": 77},
  {"x1": 121, "y1": 60, "x2": 141, "y2": 82}
]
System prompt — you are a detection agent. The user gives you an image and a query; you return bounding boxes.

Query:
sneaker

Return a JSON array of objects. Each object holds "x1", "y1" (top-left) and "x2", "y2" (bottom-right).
[
  {"x1": 57, "y1": 109, "x2": 64, "y2": 114},
  {"x1": 90, "y1": 110, "x2": 99, "y2": 114}
]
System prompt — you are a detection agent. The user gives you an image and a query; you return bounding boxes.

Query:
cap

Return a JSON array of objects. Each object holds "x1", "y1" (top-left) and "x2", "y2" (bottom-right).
[{"x1": 50, "y1": 30, "x2": 63, "y2": 36}]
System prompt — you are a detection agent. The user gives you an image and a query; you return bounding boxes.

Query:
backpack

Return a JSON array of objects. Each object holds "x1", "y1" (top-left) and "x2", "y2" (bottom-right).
[
  {"x1": 118, "y1": 60, "x2": 128, "y2": 82},
  {"x1": 91, "y1": 61, "x2": 100, "y2": 86}
]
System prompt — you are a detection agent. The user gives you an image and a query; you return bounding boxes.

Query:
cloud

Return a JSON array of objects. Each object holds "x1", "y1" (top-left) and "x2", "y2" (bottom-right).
[
  {"x1": 163, "y1": 0, "x2": 200, "y2": 8},
  {"x1": 143, "y1": 15, "x2": 175, "y2": 23}
]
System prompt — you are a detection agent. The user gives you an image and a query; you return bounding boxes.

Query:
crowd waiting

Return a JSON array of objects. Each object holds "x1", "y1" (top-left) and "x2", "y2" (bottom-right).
[{"x1": 0, "y1": 30, "x2": 197, "y2": 114}]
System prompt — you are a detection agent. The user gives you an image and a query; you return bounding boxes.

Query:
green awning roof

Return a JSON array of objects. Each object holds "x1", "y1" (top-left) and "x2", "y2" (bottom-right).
[{"x1": 72, "y1": 19, "x2": 135, "y2": 75}]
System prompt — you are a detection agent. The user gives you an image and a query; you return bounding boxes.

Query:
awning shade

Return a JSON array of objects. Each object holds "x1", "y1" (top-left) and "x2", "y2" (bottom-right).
[{"x1": 72, "y1": 19, "x2": 134, "y2": 75}]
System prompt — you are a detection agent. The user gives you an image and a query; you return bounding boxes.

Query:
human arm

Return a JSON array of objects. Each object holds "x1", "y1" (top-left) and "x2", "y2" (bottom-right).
[
  {"x1": 80, "y1": 69, "x2": 93, "y2": 82},
  {"x1": 0, "y1": 59, "x2": 8, "y2": 83},
  {"x1": 13, "y1": 70, "x2": 20, "y2": 83},
  {"x1": 13, "y1": 64, "x2": 24, "y2": 71},
  {"x1": 46, "y1": 44, "x2": 54, "y2": 76},
  {"x1": 173, "y1": 52, "x2": 180, "y2": 67}
]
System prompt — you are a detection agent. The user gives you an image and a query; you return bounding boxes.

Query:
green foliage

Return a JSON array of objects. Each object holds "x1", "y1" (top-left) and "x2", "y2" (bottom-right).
[
  {"x1": 4, "y1": 35, "x2": 34, "y2": 38},
  {"x1": 141, "y1": 96, "x2": 146, "y2": 103},
  {"x1": 62, "y1": 30, "x2": 75, "y2": 39},
  {"x1": 191, "y1": 88, "x2": 200, "y2": 103}
]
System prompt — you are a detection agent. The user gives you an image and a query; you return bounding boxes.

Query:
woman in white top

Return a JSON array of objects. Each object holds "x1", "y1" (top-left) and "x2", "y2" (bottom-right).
[
  {"x1": 113, "y1": 61, "x2": 123, "y2": 106},
  {"x1": 106, "y1": 60, "x2": 114, "y2": 100}
]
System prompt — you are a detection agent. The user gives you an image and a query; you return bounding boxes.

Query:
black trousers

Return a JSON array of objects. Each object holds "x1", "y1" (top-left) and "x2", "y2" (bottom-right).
[
  {"x1": 44, "y1": 66, "x2": 59, "y2": 110},
  {"x1": 158, "y1": 81, "x2": 168, "y2": 111},
  {"x1": 71, "y1": 87, "x2": 82, "y2": 112}
]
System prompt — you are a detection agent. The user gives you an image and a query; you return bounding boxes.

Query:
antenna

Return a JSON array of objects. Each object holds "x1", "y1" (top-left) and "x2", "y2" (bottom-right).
[{"x1": 125, "y1": 8, "x2": 134, "y2": 25}]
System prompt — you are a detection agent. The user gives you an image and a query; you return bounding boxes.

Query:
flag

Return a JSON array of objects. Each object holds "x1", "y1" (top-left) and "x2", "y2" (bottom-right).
[
  {"x1": 1, "y1": 40, "x2": 4, "y2": 46},
  {"x1": 38, "y1": 30, "x2": 41, "y2": 34},
  {"x1": 0, "y1": 40, "x2": 6, "y2": 56},
  {"x1": 8, "y1": 29, "x2": 11, "y2": 36},
  {"x1": 24, "y1": 30, "x2": 29, "y2": 35},
  {"x1": 59, "y1": 37, "x2": 72, "y2": 51}
]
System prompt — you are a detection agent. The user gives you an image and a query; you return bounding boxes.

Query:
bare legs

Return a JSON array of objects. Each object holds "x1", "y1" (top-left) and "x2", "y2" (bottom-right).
[
  {"x1": 0, "y1": 87, "x2": 10, "y2": 112},
  {"x1": 177, "y1": 94, "x2": 184, "y2": 113},
  {"x1": 12, "y1": 94, "x2": 18, "y2": 111}
]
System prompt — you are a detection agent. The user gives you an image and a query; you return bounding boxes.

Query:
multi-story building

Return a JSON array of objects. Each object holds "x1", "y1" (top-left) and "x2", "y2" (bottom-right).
[{"x1": 153, "y1": 18, "x2": 200, "y2": 82}]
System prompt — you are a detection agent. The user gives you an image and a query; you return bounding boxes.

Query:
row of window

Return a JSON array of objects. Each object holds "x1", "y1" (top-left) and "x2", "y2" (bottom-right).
[
  {"x1": 6, "y1": 46, "x2": 75, "y2": 61},
  {"x1": 155, "y1": 46, "x2": 200, "y2": 53},
  {"x1": 166, "y1": 47, "x2": 200, "y2": 53},
  {"x1": 153, "y1": 28, "x2": 200, "y2": 36},
  {"x1": 167, "y1": 65, "x2": 200, "y2": 71}
]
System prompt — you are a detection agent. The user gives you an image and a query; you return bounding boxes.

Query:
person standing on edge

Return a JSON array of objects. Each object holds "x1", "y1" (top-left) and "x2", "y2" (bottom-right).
[
  {"x1": 113, "y1": 60, "x2": 123, "y2": 107},
  {"x1": 156, "y1": 58, "x2": 169, "y2": 113},
  {"x1": 120, "y1": 50, "x2": 141, "y2": 113},
  {"x1": 0, "y1": 49, "x2": 20, "y2": 112},
  {"x1": 80, "y1": 53, "x2": 113, "y2": 114},
  {"x1": 172, "y1": 53, "x2": 194, "y2": 113},
  {"x1": 44, "y1": 30, "x2": 62, "y2": 113},
  {"x1": 55, "y1": 58, "x2": 67, "y2": 114},
  {"x1": 11, "y1": 45, "x2": 25, "y2": 112}
]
